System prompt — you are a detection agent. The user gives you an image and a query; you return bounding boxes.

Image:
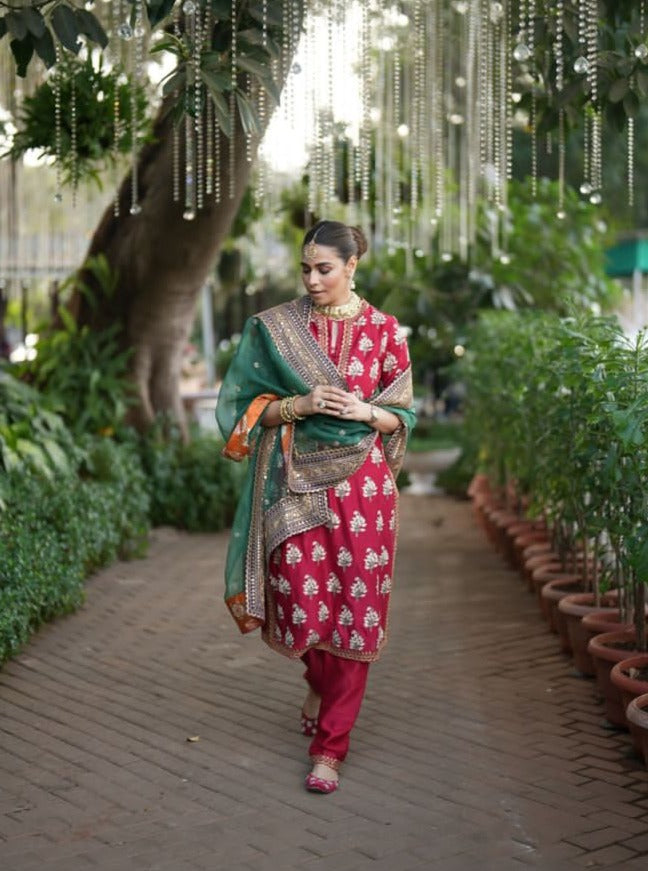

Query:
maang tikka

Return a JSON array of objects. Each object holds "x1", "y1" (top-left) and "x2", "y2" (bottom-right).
[{"x1": 304, "y1": 237, "x2": 319, "y2": 261}]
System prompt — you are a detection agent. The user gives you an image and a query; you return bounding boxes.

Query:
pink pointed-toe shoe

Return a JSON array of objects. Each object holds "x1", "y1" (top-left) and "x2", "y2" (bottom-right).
[
  {"x1": 300, "y1": 710, "x2": 318, "y2": 737},
  {"x1": 305, "y1": 772, "x2": 339, "y2": 794}
]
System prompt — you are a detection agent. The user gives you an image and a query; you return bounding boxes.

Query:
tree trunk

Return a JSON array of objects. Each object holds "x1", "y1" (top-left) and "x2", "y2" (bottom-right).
[{"x1": 71, "y1": 97, "x2": 259, "y2": 432}]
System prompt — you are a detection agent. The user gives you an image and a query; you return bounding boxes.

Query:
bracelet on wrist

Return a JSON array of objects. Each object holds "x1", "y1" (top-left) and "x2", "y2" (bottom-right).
[
  {"x1": 279, "y1": 395, "x2": 306, "y2": 424},
  {"x1": 368, "y1": 404, "x2": 379, "y2": 424}
]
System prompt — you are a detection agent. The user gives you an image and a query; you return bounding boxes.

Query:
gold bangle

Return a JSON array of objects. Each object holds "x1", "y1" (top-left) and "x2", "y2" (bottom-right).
[{"x1": 279, "y1": 396, "x2": 293, "y2": 423}]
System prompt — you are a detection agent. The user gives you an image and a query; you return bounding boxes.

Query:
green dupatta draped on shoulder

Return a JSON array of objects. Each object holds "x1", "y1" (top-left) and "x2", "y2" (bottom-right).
[{"x1": 216, "y1": 297, "x2": 416, "y2": 633}]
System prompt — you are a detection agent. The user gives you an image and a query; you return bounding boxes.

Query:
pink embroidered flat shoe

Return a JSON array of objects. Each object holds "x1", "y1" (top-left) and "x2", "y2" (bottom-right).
[
  {"x1": 305, "y1": 773, "x2": 339, "y2": 794},
  {"x1": 300, "y1": 711, "x2": 318, "y2": 737}
]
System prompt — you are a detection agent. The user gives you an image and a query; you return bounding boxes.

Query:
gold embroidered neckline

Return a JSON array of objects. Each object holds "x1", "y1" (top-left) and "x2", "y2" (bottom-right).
[{"x1": 312, "y1": 291, "x2": 363, "y2": 321}]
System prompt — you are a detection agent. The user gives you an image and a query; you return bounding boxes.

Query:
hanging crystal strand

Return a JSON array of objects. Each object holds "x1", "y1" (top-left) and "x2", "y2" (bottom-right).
[
  {"x1": 183, "y1": 1, "x2": 197, "y2": 220},
  {"x1": 195, "y1": 3, "x2": 206, "y2": 211},
  {"x1": 456, "y1": 1, "x2": 469, "y2": 262},
  {"x1": 360, "y1": 1, "x2": 371, "y2": 204},
  {"x1": 245, "y1": 74, "x2": 254, "y2": 164},
  {"x1": 214, "y1": 118, "x2": 221, "y2": 203},
  {"x1": 70, "y1": 64, "x2": 78, "y2": 207},
  {"x1": 384, "y1": 51, "x2": 394, "y2": 251},
  {"x1": 527, "y1": 0, "x2": 537, "y2": 197},
  {"x1": 53, "y1": 45, "x2": 63, "y2": 204},
  {"x1": 374, "y1": 35, "x2": 387, "y2": 247},
  {"x1": 555, "y1": 0, "x2": 566, "y2": 218},
  {"x1": 441, "y1": 2, "x2": 453, "y2": 262},
  {"x1": 513, "y1": 0, "x2": 529, "y2": 59},
  {"x1": 498, "y1": 1, "x2": 510, "y2": 260},
  {"x1": 172, "y1": 4, "x2": 181, "y2": 203},
  {"x1": 229, "y1": 0, "x2": 237, "y2": 200},
  {"x1": 254, "y1": 0, "x2": 268, "y2": 208},
  {"x1": 129, "y1": 0, "x2": 144, "y2": 215},
  {"x1": 434, "y1": 0, "x2": 444, "y2": 237},
  {"x1": 306, "y1": 15, "x2": 317, "y2": 215},
  {"x1": 587, "y1": 0, "x2": 602, "y2": 204},
  {"x1": 111, "y1": 0, "x2": 121, "y2": 215},
  {"x1": 575, "y1": 0, "x2": 588, "y2": 74},
  {"x1": 465, "y1": 0, "x2": 479, "y2": 251},
  {"x1": 580, "y1": 110, "x2": 591, "y2": 195},
  {"x1": 326, "y1": 3, "x2": 335, "y2": 204},
  {"x1": 478, "y1": 0, "x2": 489, "y2": 180}
]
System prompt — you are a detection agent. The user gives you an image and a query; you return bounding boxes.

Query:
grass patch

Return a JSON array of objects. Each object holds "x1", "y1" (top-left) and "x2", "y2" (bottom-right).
[{"x1": 409, "y1": 419, "x2": 463, "y2": 452}]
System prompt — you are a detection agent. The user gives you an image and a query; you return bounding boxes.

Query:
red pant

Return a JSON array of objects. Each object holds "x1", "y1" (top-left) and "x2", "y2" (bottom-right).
[{"x1": 302, "y1": 649, "x2": 369, "y2": 770}]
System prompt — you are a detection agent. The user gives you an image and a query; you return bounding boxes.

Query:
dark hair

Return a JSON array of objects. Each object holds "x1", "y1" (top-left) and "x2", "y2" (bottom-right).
[{"x1": 303, "y1": 220, "x2": 369, "y2": 261}]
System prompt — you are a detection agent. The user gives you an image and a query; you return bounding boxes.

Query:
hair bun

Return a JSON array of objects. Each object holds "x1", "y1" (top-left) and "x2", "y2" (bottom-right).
[{"x1": 349, "y1": 225, "x2": 368, "y2": 259}]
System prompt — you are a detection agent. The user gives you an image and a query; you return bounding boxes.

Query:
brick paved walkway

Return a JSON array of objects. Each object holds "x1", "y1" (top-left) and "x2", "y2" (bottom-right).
[{"x1": 2, "y1": 489, "x2": 648, "y2": 871}]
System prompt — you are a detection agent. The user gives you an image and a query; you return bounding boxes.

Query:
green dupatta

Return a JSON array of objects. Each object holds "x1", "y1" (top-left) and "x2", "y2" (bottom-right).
[{"x1": 216, "y1": 297, "x2": 416, "y2": 633}]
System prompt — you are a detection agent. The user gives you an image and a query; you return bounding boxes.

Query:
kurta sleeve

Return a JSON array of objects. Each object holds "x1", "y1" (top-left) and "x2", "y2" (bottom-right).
[{"x1": 379, "y1": 316, "x2": 412, "y2": 390}]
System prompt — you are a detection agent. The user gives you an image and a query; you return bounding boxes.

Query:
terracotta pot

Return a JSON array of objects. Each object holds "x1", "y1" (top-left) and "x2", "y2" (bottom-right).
[
  {"x1": 582, "y1": 609, "x2": 630, "y2": 638},
  {"x1": 505, "y1": 520, "x2": 545, "y2": 569},
  {"x1": 530, "y1": 562, "x2": 564, "y2": 596},
  {"x1": 522, "y1": 541, "x2": 553, "y2": 562},
  {"x1": 611, "y1": 654, "x2": 648, "y2": 742},
  {"x1": 524, "y1": 553, "x2": 560, "y2": 586},
  {"x1": 540, "y1": 576, "x2": 583, "y2": 643},
  {"x1": 587, "y1": 630, "x2": 638, "y2": 728},
  {"x1": 558, "y1": 593, "x2": 619, "y2": 676},
  {"x1": 626, "y1": 693, "x2": 648, "y2": 767}
]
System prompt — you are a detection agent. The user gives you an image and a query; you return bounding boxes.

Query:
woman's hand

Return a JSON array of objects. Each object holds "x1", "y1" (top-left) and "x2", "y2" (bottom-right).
[{"x1": 296, "y1": 387, "x2": 371, "y2": 422}]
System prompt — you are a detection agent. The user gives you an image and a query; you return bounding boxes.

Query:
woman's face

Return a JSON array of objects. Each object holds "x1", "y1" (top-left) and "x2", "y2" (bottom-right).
[{"x1": 301, "y1": 244, "x2": 356, "y2": 307}]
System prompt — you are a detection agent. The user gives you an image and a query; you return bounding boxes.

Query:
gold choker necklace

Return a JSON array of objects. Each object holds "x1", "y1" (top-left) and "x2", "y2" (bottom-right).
[{"x1": 312, "y1": 291, "x2": 363, "y2": 320}]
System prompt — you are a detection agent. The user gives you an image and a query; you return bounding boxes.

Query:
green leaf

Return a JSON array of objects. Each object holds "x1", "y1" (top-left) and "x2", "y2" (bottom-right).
[
  {"x1": 75, "y1": 9, "x2": 108, "y2": 48},
  {"x1": 0, "y1": 18, "x2": 7, "y2": 41},
  {"x1": 202, "y1": 70, "x2": 232, "y2": 135},
  {"x1": 42, "y1": 439, "x2": 69, "y2": 472},
  {"x1": 235, "y1": 90, "x2": 261, "y2": 136},
  {"x1": 608, "y1": 77, "x2": 628, "y2": 102},
  {"x1": 57, "y1": 305, "x2": 78, "y2": 335},
  {"x1": 147, "y1": 0, "x2": 176, "y2": 28},
  {"x1": 161, "y1": 69, "x2": 186, "y2": 97},
  {"x1": 33, "y1": 27, "x2": 56, "y2": 69},
  {"x1": 23, "y1": 7, "x2": 47, "y2": 38},
  {"x1": 236, "y1": 53, "x2": 271, "y2": 79},
  {"x1": 10, "y1": 37, "x2": 34, "y2": 78},
  {"x1": 51, "y1": 5, "x2": 81, "y2": 54},
  {"x1": 6, "y1": 11, "x2": 28, "y2": 41}
]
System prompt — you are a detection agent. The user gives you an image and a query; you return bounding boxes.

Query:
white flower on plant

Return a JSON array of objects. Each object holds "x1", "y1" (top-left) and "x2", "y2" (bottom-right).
[
  {"x1": 351, "y1": 578, "x2": 368, "y2": 598},
  {"x1": 285, "y1": 544, "x2": 303, "y2": 565},
  {"x1": 371, "y1": 445, "x2": 382, "y2": 465},
  {"x1": 382, "y1": 475, "x2": 395, "y2": 496},
  {"x1": 332, "y1": 629, "x2": 342, "y2": 647},
  {"x1": 311, "y1": 541, "x2": 326, "y2": 562},
  {"x1": 350, "y1": 510, "x2": 367, "y2": 535},
  {"x1": 349, "y1": 630, "x2": 365, "y2": 650},
  {"x1": 326, "y1": 572, "x2": 342, "y2": 594},
  {"x1": 337, "y1": 547, "x2": 353, "y2": 568},
  {"x1": 306, "y1": 629, "x2": 320, "y2": 645},
  {"x1": 335, "y1": 479, "x2": 351, "y2": 499},
  {"x1": 379, "y1": 546, "x2": 390, "y2": 567},
  {"x1": 348, "y1": 357, "x2": 365, "y2": 378},
  {"x1": 338, "y1": 604, "x2": 354, "y2": 626},
  {"x1": 380, "y1": 574, "x2": 392, "y2": 594},
  {"x1": 556, "y1": 385, "x2": 572, "y2": 397},
  {"x1": 284, "y1": 628, "x2": 294, "y2": 647},
  {"x1": 358, "y1": 334, "x2": 374, "y2": 353},
  {"x1": 362, "y1": 477, "x2": 378, "y2": 500},
  {"x1": 292, "y1": 603, "x2": 307, "y2": 625},
  {"x1": 364, "y1": 607, "x2": 380, "y2": 628},
  {"x1": 303, "y1": 575, "x2": 319, "y2": 597},
  {"x1": 318, "y1": 601, "x2": 330, "y2": 622},
  {"x1": 370, "y1": 359, "x2": 380, "y2": 381},
  {"x1": 364, "y1": 548, "x2": 380, "y2": 570},
  {"x1": 375, "y1": 511, "x2": 384, "y2": 532}
]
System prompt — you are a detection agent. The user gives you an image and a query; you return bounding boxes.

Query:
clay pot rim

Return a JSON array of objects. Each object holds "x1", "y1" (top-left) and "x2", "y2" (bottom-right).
[
  {"x1": 587, "y1": 628, "x2": 637, "y2": 659},
  {"x1": 611, "y1": 654, "x2": 648, "y2": 695},
  {"x1": 558, "y1": 592, "x2": 619, "y2": 617},
  {"x1": 540, "y1": 576, "x2": 584, "y2": 599}
]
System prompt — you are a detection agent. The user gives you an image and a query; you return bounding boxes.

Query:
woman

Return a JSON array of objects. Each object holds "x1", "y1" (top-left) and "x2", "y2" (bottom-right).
[{"x1": 216, "y1": 220, "x2": 416, "y2": 794}]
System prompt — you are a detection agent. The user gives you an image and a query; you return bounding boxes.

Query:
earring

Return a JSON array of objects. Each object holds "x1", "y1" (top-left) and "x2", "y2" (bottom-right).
[{"x1": 351, "y1": 277, "x2": 356, "y2": 289}]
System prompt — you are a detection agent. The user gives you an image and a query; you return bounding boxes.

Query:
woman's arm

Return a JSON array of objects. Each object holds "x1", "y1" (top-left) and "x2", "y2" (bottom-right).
[{"x1": 261, "y1": 389, "x2": 402, "y2": 434}]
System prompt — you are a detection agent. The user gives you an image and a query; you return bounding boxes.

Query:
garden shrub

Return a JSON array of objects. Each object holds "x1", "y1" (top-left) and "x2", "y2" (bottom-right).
[
  {"x1": 0, "y1": 438, "x2": 150, "y2": 665},
  {"x1": 138, "y1": 422, "x2": 245, "y2": 532}
]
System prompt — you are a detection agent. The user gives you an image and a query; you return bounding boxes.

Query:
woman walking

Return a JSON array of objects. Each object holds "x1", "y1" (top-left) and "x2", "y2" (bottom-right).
[{"x1": 216, "y1": 220, "x2": 415, "y2": 793}]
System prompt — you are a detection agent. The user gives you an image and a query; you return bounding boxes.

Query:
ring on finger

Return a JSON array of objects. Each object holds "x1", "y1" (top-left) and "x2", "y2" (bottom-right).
[{"x1": 317, "y1": 399, "x2": 326, "y2": 409}]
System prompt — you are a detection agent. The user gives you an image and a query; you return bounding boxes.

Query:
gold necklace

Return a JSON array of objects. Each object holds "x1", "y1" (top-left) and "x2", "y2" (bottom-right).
[{"x1": 312, "y1": 291, "x2": 363, "y2": 320}]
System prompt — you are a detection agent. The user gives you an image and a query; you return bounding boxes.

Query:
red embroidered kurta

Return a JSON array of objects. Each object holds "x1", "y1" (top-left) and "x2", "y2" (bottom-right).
[{"x1": 262, "y1": 303, "x2": 411, "y2": 662}]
